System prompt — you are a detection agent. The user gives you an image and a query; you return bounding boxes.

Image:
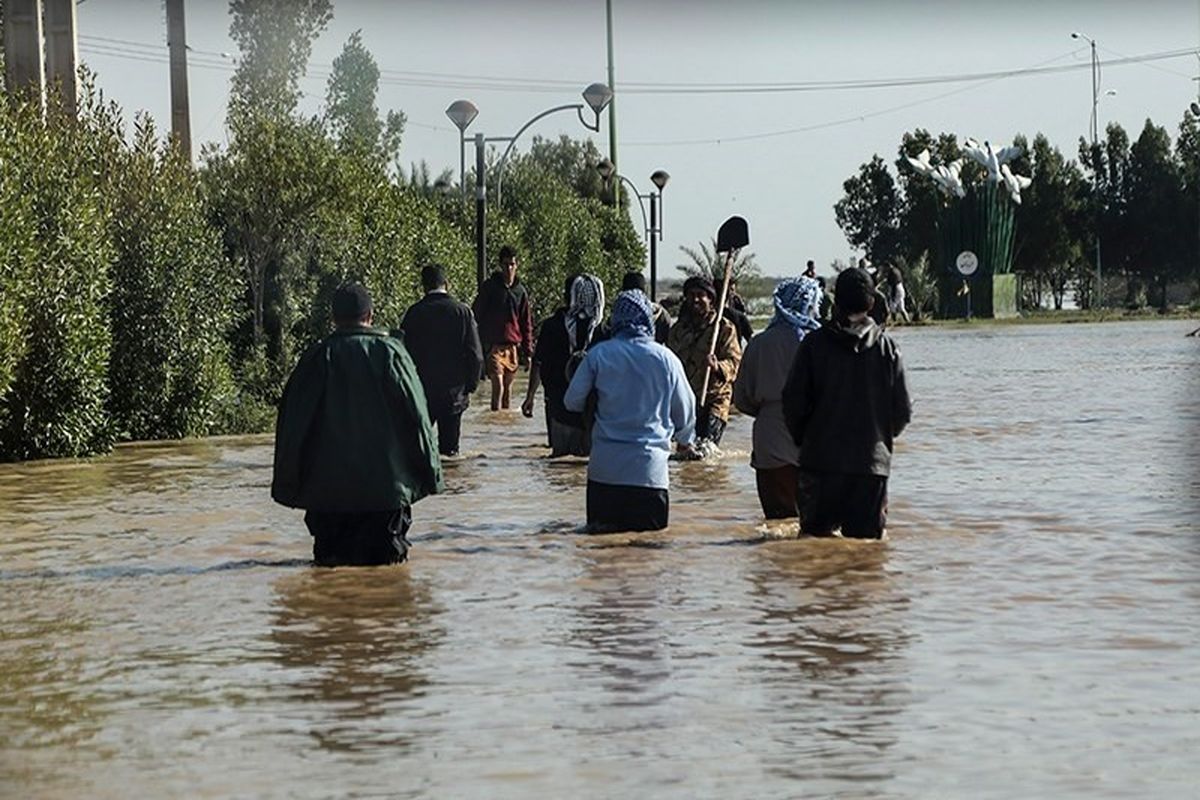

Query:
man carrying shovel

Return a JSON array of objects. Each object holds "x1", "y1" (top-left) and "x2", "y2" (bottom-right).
[
  {"x1": 668, "y1": 275, "x2": 742, "y2": 446},
  {"x1": 668, "y1": 216, "x2": 750, "y2": 449}
]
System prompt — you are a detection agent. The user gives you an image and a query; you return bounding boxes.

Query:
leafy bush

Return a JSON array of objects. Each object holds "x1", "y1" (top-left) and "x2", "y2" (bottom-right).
[
  {"x1": 0, "y1": 91, "x2": 117, "y2": 460},
  {"x1": 107, "y1": 116, "x2": 239, "y2": 441}
]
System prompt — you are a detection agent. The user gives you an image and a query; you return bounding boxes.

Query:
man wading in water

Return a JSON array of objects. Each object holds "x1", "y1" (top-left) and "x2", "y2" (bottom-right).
[
  {"x1": 473, "y1": 245, "x2": 533, "y2": 411},
  {"x1": 521, "y1": 274, "x2": 606, "y2": 457},
  {"x1": 271, "y1": 283, "x2": 442, "y2": 566},
  {"x1": 667, "y1": 276, "x2": 742, "y2": 446},
  {"x1": 399, "y1": 264, "x2": 483, "y2": 458},
  {"x1": 782, "y1": 267, "x2": 911, "y2": 539},
  {"x1": 564, "y1": 290, "x2": 696, "y2": 532}
]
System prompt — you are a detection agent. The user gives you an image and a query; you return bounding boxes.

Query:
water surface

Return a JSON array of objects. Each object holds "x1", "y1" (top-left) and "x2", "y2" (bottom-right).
[{"x1": 2, "y1": 320, "x2": 1198, "y2": 798}]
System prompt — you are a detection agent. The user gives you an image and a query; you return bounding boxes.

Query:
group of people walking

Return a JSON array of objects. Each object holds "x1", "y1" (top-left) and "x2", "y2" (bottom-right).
[{"x1": 270, "y1": 246, "x2": 912, "y2": 567}]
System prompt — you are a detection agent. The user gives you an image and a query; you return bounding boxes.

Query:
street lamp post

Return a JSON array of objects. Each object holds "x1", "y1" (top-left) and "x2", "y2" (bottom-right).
[
  {"x1": 597, "y1": 160, "x2": 670, "y2": 300},
  {"x1": 445, "y1": 84, "x2": 613, "y2": 289},
  {"x1": 1072, "y1": 31, "x2": 1104, "y2": 308}
]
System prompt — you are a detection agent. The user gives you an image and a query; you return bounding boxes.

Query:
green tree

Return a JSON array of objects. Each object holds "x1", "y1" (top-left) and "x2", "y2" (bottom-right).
[
  {"x1": 1176, "y1": 108, "x2": 1200, "y2": 300},
  {"x1": 227, "y1": 0, "x2": 333, "y2": 129},
  {"x1": 0, "y1": 85, "x2": 118, "y2": 460},
  {"x1": 324, "y1": 30, "x2": 405, "y2": 168},
  {"x1": 1080, "y1": 123, "x2": 1135, "y2": 306},
  {"x1": 1127, "y1": 119, "x2": 1185, "y2": 310},
  {"x1": 526, "y1": 135, "x2": 609, "y2": 201},
  {"x1": 834, "y1": 155, "x2": 902, "y2": 267},
  {"x1": 1013, "y1": 134, "x2": 1085, "y2": 309}
]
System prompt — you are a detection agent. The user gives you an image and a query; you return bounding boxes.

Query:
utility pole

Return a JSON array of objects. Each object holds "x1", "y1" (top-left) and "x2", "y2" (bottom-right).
[
  {"x1": 605, "y1": 0, "x2": 619, "y2": 205},
  {"x1": 3, "y1": 0, "x2": 46, "y2": 111},
  {"x1": 43, "y1": 0, "x2": 78, "y2": 117},
  {"x1": 166, "y1": 0, "x2": 192, "y2": 160}
]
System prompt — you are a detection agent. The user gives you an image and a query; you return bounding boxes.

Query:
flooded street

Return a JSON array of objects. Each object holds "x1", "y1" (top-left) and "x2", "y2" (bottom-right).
[{"x1": 2, "y1": 320, "x2": 1198, "y2": 799}]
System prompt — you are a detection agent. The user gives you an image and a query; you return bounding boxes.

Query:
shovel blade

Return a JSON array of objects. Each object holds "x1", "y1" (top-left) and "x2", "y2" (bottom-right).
[{"x1": 716, "y1": 216, "x2": 750, "y2": 252}]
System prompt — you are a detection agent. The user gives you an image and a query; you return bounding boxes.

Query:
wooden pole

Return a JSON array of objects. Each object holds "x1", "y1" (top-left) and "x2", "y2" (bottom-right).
[
  {"x1": 166, "y1": 0, "x2": 192, "y2": 160},
  {"x1": 3, "y1": 0, "x2": 45, "y2": 111},
  {"x1": 698, "y1": 248, "x2": 737, "y2": 408},
  {"x1": 43, "y1": 0, "x2": 77, "y2": 117}
]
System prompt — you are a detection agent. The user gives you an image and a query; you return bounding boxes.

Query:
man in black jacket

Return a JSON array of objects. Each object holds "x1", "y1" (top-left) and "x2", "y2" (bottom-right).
[
  {"x1": 782, "y1": 267, "x2": 912, "y2": 538},
  {"x1": 399, "y1": 264, "x2": 484, "y2": 457}
]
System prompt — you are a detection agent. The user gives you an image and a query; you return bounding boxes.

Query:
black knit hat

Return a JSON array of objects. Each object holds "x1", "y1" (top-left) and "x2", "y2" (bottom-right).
[
  {"x1": 332, "y1": 282, "x2": 373, "y2": 322},
  {"x1": 682, "y1": 275, "x2": 716, "y2": 300},
  {"x1": 622, "y1": 271, "x2": 647, "y2": 292},
  {"x1": 834, "y1": 268, "x2": 874, "y2": 315}
]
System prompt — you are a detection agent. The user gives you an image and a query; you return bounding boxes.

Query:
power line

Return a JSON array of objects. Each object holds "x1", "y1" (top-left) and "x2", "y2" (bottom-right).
[{"x1": 78, "y1": 34, "x2": 1197, "y2": 95}]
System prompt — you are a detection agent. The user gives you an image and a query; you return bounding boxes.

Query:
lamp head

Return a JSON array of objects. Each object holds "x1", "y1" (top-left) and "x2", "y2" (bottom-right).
[
  {"x1": 596, "y1": 158, "x2": 615, "y2": 180},
  {"x1": 650, "y1": 170, "x2": 670, "y2": 191},
  {"x1": 445, "y1": 100, "x2": 478, "y2": 133},
  {"x1": 582, "y1": 83, "x2": 614, "y2": 115}
]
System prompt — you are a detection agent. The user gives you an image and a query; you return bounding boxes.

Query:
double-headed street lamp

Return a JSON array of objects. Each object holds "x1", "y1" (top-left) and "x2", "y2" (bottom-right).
[
  {"x1": 446, "y1": 83, "x2": 614, "y2": 288},
  {"x1": 597, "y1": 159, "x2": 669, "y2": 301}
]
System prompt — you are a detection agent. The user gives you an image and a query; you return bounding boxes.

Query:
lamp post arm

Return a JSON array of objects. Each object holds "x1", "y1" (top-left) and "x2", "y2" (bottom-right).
[
  {"x1": 495, "y1": 103, "x2": 593, "y2": 208},
  {"x1": 611, "y1": 173, "x2": 649, "y2": 237}
]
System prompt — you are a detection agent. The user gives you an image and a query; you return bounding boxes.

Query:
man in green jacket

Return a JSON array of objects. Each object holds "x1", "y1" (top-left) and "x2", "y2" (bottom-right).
[{"x1": 272, "y1": 283, "x2": 443, "y2": 566}]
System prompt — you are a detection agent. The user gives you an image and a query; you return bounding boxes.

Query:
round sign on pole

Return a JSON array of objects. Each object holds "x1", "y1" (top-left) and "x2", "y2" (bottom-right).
[{"x1": 956, "y1": 250, "x2": 979, "y2": 276}]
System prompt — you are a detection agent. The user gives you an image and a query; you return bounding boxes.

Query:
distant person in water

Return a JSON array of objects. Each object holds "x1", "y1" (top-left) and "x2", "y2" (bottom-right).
[
  {"x1": 272, "y1": 283, "x2": 442, "y2": 566},
  {"x1": 399, "y1": 264, "x2": 483, "y2": 457},
  {"x1": 564, "y1": 290, "x2": 696, "y2": 532},
  {"x1": 473, "y1": 245, "x2": 533, "y2": 410},
  {"x1": 816, "y1": 275, "x2": 833, "y2": 322},
  {"x1": 860, "y1": 261, "x2": 890, "y2": 328},
  {"x1": 522, "y1": 273, "x2": 605, "y2": 457},
  {"x1": 782, "y1": 268, "x2": 911, "y2": 539},
  {"x1": 734, "y1": 276, "x2": 822, "y2": 519},
  {"x1": 885, "y1": 266, "x2": 911, "y2": 323},
  {"x1": 620, "y1": 271, "x2": 672, "y2": 344},
  {"x1": 668, "y1": 275, "x2": 742, "y2": 445}
]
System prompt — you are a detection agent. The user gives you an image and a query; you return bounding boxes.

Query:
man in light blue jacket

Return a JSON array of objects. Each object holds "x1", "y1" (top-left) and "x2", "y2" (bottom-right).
[{"x1": 564, "y1": 290, "x2": 696, "y2": 531}]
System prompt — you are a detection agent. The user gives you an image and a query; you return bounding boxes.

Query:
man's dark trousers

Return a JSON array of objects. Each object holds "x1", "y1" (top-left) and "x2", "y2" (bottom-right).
[{"x1": 305, "y1": 507, "x2": 412, "y2": 566}]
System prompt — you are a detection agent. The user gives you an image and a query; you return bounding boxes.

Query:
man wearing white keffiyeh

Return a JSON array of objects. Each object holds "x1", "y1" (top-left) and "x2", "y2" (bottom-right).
[
  {"x1": 522, "y1": 274, "x2": 607, "y2": 457},
  {"x1": 734, "y1": 276, "x2": 822, "y2": 519}
]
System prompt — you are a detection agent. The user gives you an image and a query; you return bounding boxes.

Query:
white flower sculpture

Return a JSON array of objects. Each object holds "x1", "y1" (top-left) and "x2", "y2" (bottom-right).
[{"x1": 907, "y1": 138, "x2": 1033, "y2": 204}]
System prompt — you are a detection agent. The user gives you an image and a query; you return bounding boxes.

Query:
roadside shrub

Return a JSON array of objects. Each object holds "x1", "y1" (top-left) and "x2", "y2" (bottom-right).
[
  {"x1": 0, "y1": 91, "x2": 117, "y2": 460},
  {"x1": 107, "y1": 115, "x2": 239, "y2": 441}
]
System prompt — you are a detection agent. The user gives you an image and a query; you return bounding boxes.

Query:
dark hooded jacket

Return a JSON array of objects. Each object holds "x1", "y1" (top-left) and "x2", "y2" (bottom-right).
[
  {"x1": 271, "y1": 328, "x2": 443, "y2": 512},
  {"x1": 781, "y1": 316, "x2": 911, "y2": 476}
]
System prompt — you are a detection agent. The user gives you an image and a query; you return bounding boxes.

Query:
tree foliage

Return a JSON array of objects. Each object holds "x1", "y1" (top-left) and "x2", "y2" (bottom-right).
[
  {"x1": 324, "y1": 29, "x2": 405, "y2": 168},
  {"x1": 227, "y1": 0, "x2": 333, "y2": 128}
]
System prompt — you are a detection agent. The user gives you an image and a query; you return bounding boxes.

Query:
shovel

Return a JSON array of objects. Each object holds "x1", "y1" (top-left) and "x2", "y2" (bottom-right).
[{"x1": 698, "y1": 215, "x2": 750, "y2": 408}]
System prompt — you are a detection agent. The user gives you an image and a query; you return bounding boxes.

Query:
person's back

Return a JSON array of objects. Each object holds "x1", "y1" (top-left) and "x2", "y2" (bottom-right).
[
  {"x1": 565, "y1": 290, "x2": 695, "y2": 531},
  {"x1": 272, "y1": 283, "x2": 442, "y2": 565},
  {"x1": 400, "y1": 265, "x2": 483, "y2": 456},
  {"x1": 734, "y1": 276, "x2": 822, "y2": 519},
  {"x1": 782, "y1": 268, "x2": 911, "y2": 539}
]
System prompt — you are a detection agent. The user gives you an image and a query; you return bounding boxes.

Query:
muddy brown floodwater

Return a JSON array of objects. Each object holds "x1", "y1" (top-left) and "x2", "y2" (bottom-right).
[{"x1": 2, "y1": 319, "x2": 1198, "y2": 799}]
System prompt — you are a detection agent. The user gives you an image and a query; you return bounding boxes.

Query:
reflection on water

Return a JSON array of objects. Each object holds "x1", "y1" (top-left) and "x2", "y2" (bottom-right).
[
  {"x1": 270, "y1": 569, "x2": 442, "y2": 755},
  {"x1": 0, "y1": 320, "x2": 1198, "y2": 797}
]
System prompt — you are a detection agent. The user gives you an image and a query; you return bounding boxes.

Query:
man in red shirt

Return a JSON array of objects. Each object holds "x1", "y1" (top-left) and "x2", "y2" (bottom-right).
[{"x1": 472, "y1": 245, "x2": 533, "y2": 411}]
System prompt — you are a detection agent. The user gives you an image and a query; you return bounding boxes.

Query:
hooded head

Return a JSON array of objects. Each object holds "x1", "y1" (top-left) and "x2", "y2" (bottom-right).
[
  {"x1": 566, "y1": 274, "x2": 605, "y2": 348},
  {"x1": 769, "y1": 276, "x2": 822, "y2": 339},
  {"x1": 609, "y1": 289, "x2": 655, "y2": 339}
]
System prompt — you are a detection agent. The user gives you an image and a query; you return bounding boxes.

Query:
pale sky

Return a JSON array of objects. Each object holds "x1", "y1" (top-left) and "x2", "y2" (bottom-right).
[{"x1": 75, "y1": 0, "x2": 1200, "y2": 277}]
